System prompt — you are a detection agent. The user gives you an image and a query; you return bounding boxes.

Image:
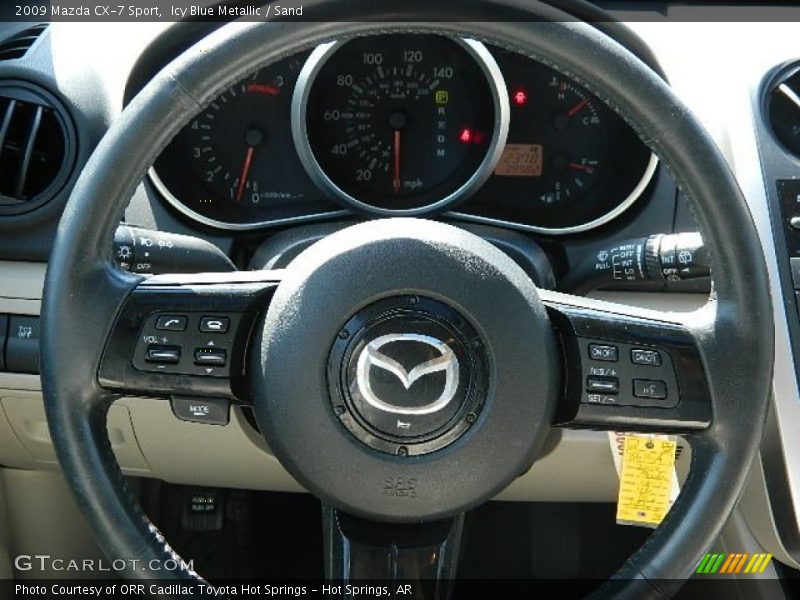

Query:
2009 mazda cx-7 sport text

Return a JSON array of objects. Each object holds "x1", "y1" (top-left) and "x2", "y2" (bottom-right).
[{"x1": 1, "y1": 1, "x2": 800, "y2": 599}]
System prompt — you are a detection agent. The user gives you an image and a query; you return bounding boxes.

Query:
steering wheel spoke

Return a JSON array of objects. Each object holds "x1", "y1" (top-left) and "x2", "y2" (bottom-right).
[
  {"x1": 323, "y1": 504, "x2": 464, "y2": 598},
  {"x1": 541, "y1": 290, "x2": 713, "y2": 433},
  {"x1": 98, "y1": 270, "x2": 283, "y2": 402}
]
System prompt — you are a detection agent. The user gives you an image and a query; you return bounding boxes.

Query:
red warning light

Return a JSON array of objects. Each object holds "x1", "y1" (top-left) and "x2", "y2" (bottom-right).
[
  {"x1": 459, "y1": 128, "x2": 473, "y2": 144},
  {"x1": 512, "y1": 88, "x2": 529, "y2": 107}
]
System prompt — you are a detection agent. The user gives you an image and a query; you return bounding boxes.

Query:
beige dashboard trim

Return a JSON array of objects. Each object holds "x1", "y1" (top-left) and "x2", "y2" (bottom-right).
[{"x1": 0, "y1": 259, "x2": 706, "y2": 502}]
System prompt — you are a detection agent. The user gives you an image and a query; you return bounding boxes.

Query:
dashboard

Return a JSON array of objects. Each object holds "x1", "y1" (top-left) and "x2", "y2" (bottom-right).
[
  {"x1": 4, "y1": 8, "x2": 800, "y2": 579},
  {"x1": 150, "y1": 33, "x2": 654, "y2": 235}
]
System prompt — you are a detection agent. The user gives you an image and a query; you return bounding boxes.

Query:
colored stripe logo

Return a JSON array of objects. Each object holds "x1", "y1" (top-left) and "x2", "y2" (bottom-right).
[{"x1": 696, "y1": 552, "x2": 773, "y2": 574}]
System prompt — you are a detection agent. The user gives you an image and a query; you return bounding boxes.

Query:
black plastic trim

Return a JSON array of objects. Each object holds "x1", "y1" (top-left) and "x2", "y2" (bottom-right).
[
  {"x1": 547, "y1": 301, "x2": 712, "y2": 432},
  {"x1": 98, "y1": 278, "x2": 277, "y2": 402}
]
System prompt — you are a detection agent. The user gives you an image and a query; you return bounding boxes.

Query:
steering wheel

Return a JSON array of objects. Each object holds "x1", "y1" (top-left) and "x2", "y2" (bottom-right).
[{"x1": 40, "y1": 1, "x2": 773, "y2": 597}]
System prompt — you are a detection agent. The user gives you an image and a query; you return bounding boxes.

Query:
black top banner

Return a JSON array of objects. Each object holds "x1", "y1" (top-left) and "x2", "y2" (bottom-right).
[{"x1": 4, "y1": 0, "x2": 800, "y2": 23}]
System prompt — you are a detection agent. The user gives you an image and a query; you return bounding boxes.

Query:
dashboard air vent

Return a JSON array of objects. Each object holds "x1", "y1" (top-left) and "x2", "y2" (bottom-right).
[
  {"x1": 767, "y1": 65, "x2": 800, "y2": 158},
  {"x1": 0, "y1": 24, "x2": 47, "y2": 61},
  {"x1": 0, "y1": 83, "x2": 74, "y2": 215}
]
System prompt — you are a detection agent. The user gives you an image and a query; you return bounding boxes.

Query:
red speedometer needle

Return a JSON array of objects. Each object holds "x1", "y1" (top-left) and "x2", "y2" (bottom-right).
[
  {"x1": 393, "y1": 130, "x2": 402, "y2": 195},
  {"x1": 566, "y1": 97, "x2": 590, "y2": 117},
  {"x1": 235, "y1": 145, "x2": 256, "y2": 203}
]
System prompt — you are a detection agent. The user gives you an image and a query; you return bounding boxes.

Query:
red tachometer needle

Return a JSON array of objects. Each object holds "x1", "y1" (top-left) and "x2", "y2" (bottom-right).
[
  {"x1": 393, "y1": 129, "x2": 402, "y2": 195},
  {"x1": 246, "y1": 83, "x2": 280, "y2": 96},
  {"x1": 235, "y1": 145, "x2": 256, "y2": 203},
  {"x1": 566, "y1": 97, "x2": 590, "y2": 117}
]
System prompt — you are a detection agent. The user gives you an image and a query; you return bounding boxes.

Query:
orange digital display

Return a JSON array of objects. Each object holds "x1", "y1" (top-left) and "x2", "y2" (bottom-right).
[{"x1": 494, "y1": 143, "x2": 544, "y2": 177}]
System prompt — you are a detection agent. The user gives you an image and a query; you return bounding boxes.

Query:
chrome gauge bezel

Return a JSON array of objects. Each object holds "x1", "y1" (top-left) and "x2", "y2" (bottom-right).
[{"x1": 291, "y1": 37, "x2": 510, "y2": 217}]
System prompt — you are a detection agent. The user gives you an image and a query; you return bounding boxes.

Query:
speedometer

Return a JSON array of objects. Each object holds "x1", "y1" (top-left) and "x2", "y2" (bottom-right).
[{"x1": 292, "y1": 35, "x2": 509, "y2": 214}]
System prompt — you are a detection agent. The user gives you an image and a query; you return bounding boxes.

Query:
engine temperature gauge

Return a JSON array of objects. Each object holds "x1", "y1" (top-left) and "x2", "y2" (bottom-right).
[{"x1": 535, "y1": 77, "x2": 605, "y2": 205}]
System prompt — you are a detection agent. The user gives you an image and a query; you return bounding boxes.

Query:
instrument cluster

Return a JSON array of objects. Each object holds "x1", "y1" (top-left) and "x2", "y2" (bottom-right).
[{"x1": 151, "y1": 34, "x2": 656, "y2": 235}]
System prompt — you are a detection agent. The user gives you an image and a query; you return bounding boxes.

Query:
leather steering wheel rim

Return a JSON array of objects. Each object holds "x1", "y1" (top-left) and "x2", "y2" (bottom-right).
[{"x1": 40, "y1": 1, "x2": 774, "y2": 597}]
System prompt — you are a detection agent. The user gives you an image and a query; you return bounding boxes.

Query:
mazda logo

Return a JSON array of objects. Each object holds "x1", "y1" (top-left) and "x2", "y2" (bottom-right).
[{"x1": 355, "y1": 333, "x2": 460, "y2": 415}]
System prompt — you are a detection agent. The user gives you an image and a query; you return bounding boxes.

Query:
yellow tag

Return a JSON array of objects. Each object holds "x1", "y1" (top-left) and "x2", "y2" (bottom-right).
[{"x1": 616, "y1": 435, "x2": 677, "y2": 528}]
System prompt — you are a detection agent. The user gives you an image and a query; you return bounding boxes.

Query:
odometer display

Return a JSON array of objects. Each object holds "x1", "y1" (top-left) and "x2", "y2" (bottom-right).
[{"x1": 293, "y1": 35, "x2": 508, "y2": 214}]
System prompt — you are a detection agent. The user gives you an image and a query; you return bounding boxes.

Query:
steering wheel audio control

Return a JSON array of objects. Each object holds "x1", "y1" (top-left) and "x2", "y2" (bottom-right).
[
  {"x1": 132, "y1": 312, "x2": 243, "y2": 378},
  {"x1": 328, "y1": 296, "x2": 488, "y2": 456}
]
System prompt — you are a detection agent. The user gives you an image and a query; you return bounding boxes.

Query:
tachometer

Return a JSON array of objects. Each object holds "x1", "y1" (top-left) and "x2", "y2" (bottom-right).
[
  {"x1": 455, "y1": 47, "x2": 657, "y2": 234},
  {"x1": 150, "y1": 53, "x2": 344, "y2": 230},
  {"x1": 292, "y1": 34, "x2": 509, "y2": 214}
]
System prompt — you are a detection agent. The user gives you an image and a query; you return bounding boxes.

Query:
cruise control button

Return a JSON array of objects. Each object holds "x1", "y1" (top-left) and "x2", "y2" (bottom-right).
[
  {"x1": 171, "y1": 396, "x2": 230, "y2": 425},
  {"x1": 588, "y1": 344, "x2": 618, "y2": 362},
  {"x1": 633, "y1": 379, "x2": 668, "y2": 400},
  {"x1": 586, "y1": 376, "x2": 619, "y2": 394},
  {"x1": 155, "y1": 315, "x2": 188, "y2": 331},
  {"x1": 194, "y1": 348, "x2": 227, "y2": 366},
  {"x1": 631, "y1": 348, "x2": 662, "y2": 366},
  {"x1": 199, "y1": 316, "x2": 230, "y2": 333},
  {"x1": 585, "y1": 393, "x2": 617, "y2": 405},
  {"x1": 146, "y1": 345, "x2": 181, "y2": 364}
]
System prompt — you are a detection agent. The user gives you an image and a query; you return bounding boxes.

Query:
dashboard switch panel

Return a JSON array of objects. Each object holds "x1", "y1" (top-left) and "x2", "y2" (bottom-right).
[
  {"x1": 6, "y1": 315, "x2": 40, "y2": 374},
  {"x1": 778, "y1": 180, "x2": 800, "y2": 256}
]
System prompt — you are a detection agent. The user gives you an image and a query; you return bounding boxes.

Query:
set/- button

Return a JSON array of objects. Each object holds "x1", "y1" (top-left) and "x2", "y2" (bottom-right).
[{"x1": 585, "y1": 393, "x2": 617, "y2": 405}]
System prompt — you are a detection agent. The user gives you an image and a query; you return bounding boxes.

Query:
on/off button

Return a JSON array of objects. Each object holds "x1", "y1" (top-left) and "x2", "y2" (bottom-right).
[{"x1": 588, "y1": 344, "x2": 618, "y2": 362}]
